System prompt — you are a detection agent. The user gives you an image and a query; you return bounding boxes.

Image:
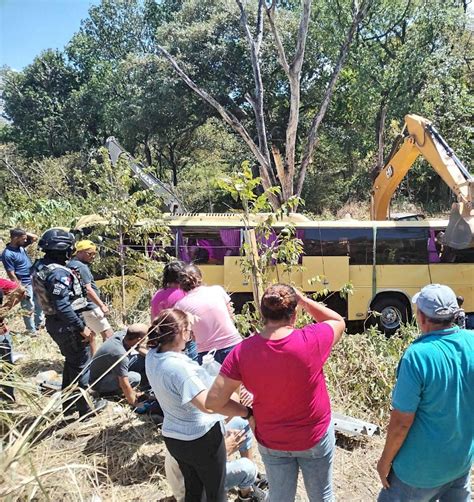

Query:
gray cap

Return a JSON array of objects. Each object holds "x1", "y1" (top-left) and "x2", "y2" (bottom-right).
[{"x1": 412, "y1": 284, "x2": 459, "y2": 320}]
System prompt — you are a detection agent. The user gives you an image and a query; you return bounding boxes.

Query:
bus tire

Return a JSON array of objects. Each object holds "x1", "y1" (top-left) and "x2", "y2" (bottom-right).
[{"x1": 370, "y1": 296, "x2": 409, "y2": 336}]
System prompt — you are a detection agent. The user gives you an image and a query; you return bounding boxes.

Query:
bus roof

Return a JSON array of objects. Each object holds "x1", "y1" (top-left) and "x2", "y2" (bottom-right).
[{"x1": 74, "y1": 212, "x2": 449, "y2": 231}]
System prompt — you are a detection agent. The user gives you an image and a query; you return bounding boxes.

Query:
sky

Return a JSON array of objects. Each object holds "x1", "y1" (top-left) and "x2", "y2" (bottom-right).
[{"x1": 0, "y1": 0, "x2": 100, "y2": 70}]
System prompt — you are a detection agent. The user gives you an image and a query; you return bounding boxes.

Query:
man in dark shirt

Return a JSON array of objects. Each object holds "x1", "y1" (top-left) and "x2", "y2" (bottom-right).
[
  {"x1": 89, "y1": 324, "x2": 148, "y2": 406},
  {"x1": 68, "y1": 240, "x2": 113, "y2": 342},
  {"x1": 1, "y1": 228, "x2": 44, "y2": 334}
]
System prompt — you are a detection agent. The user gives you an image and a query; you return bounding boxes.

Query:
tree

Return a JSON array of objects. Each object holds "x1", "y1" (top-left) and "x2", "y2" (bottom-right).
[
  {"x1": 156, "y1": 0, "x2": 373, "y2": 207},
  {"x1": 1, "y1": 51, "x2": 84, "y2": 157}
]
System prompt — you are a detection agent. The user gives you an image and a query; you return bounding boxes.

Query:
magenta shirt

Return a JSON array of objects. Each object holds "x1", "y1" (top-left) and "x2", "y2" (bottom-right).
[
  {"x1": 150, "y1": 287, "x2": 186, "y2": 320},
  {"x1": 220, "y1": 323, "x2": 334, "y2": 451}
]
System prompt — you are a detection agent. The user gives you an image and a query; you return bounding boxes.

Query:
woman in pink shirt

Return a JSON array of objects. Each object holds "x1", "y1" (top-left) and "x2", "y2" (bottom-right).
[
  {"x1": 174, "y1": 264, "x2": 242, "y2": 364},
  {"x1": 150, "y1": 261, "x2": 187, "y2": 320},
  {"x1": 150, "y1": 261, "x2": 198, "y2": 361},
  {"x1": 206, "y1": 284, "x2": 346, "y2": 502}
]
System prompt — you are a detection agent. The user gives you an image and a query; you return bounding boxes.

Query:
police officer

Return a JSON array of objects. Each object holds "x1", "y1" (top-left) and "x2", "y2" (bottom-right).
[{"x1": 32, "y1": 228, "x2": 104, "y2": 417}]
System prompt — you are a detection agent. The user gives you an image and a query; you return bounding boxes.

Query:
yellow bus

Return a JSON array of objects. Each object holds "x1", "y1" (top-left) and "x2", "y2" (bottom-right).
[{"x1": 76, "y1": 213, "x2": 473, "y2": 335}]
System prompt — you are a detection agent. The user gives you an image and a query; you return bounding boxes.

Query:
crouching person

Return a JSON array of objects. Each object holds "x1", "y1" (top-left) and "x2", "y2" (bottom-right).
[
  {"x1": 165, "y1": 416, "x2": 265, "y2": 501},
  {"x1": 89, "y1": 324, "x2": 148, "y2": 406}
]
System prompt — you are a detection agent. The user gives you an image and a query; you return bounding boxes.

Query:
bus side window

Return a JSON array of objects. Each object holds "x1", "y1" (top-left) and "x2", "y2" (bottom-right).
[
  {"x1": 302, "y1": 228, "x2": 373, "y2": 265},
  {"x1": 376, "y1": 228, "x2": 429, "y2": 264}
]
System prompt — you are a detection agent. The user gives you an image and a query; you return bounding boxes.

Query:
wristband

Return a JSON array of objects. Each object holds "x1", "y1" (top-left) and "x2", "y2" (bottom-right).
[{"x1": 243, "y1": 406, "x2": 253, "y2": 420}]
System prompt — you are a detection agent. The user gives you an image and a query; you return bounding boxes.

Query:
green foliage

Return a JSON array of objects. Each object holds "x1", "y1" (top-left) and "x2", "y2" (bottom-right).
[
  {"x1": 0, "y1": 0, "x2": 471, "y2": 216},
  {"x1": 326, "y1": 325, "x2": 417, "y2": 423},
  {"x1": 217, "y1": 163, "x2": 304, "y2": 307}
]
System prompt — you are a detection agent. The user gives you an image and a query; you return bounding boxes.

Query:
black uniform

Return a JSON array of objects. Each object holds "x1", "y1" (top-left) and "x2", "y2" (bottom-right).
[{"x1": 32, "y1": 258, "x2": 91, "y2": 416}]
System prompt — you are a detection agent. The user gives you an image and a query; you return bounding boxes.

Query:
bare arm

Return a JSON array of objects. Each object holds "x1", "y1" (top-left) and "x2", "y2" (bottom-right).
[
  {"x1": 295, "y1": 289, "x2": 346, "y2": 344},
  {"x1": 6, "y1": 270, "x2": 19, "y2": 284},
  {"x1": 377, "y1": 409, "x2": 415, "y2": 488},
  {"x1": 196, "y1": 382, "x2": 249, "y2": 419},
  {"x1": 205, "y1": 374, "x2": 250, "y2": 415},
  {"x1": 85, "y1": 283, "x2": 108, "y2": 313},
  {"x1": 25, "y1": 233, "x2": 38, "y2": 245},
  {"x1": 118, "y1": 376, "x2": 139, "y2": 406}
]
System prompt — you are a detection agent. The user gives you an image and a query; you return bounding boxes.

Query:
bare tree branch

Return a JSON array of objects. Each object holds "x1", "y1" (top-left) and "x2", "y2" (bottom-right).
[
  {"x1": 235, "y1": 0, "x2": 274, "y2": 185},
  {"x1": 267, "y1": 0, "x2": 312, "y2": 201},
  {"x1": 266, "y1": 3, "x2": 290, "y2": 77},
  {"x1": 296, "y1": 0, "x2": 372, "y2": 197},
  {"x1": 0, "y1": 157, "x2": 32, "y2": 197},
  {"x1": 155, "y1": 44, "x2": 276, "y2": 194}
]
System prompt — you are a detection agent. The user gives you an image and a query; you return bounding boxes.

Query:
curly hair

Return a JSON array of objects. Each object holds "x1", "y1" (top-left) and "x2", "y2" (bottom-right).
[
  {"x1": 162, "y1": 260, "x2": 185, "y2": 289},
  {"x1": 147, "y1": 308, "x2": 190, "y2": 350},
  {"x1": 178, "y1": 263, "x2": 203, "y2": 292},
  {"x1": 261, "y1": 284, "x2": 298, "y2": 322}
]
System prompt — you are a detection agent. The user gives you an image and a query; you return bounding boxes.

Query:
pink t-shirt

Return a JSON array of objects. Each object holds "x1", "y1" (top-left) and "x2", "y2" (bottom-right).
[
  {"x1": 220, "y1": 323, "x2": 334, "y2": 451},
  {"x1": 150, "y1": 287, "x2": 186, "y2": 320},
  {"x1": 175, "y1": 285, "x2": 242, "y2": 353}
]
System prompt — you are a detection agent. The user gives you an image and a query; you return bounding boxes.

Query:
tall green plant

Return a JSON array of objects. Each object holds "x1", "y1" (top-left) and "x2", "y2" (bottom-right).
[{"x1": 216, "y1": 161, "x2": 304, "y2": 309}]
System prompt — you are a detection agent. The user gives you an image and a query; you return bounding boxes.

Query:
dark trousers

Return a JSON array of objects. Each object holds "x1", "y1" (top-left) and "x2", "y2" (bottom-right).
[
  {"x1": 164, "y1": 422, "x2": 227, "y2": 502},
  {"x1": 197, "y1": 344, "x2": 238, "y2": 365},
  {"x1": 46, "y1": 317, "x2": 91, "y2": 416},
  {"x1": 0, "y1": 332, "x2": 14, "y2": 401}
]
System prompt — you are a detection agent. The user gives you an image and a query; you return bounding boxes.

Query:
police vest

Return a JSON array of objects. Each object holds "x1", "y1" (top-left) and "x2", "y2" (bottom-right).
[{"x1": 32, "y1": 263, "x2": 88, "y2": 316}]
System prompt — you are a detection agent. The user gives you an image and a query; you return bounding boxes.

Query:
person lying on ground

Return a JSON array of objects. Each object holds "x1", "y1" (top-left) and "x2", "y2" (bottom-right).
[
  {"x1": 376, "y1": 284, "x2": 474, "y2": 502},
  {"x1": 145, "y1": 309, "x2": 253, "y2": 502},
  {"x1": 206, "y1": 284, "x2": 346, "y2": 502},
  {"x1": 68, "y1": 240, "x2": 113, "y2": 342},
  {"x1": 165, "y1": 416, "x2": 266, "y2": 502},
  {"x1": 89, "y1": 323, "x2": 149, "y2": 406}
]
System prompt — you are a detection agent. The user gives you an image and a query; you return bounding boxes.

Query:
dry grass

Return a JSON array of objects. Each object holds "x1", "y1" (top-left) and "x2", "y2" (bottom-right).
[{"x1": 0, "y1": 326, "x2": 392, "y2": 502}]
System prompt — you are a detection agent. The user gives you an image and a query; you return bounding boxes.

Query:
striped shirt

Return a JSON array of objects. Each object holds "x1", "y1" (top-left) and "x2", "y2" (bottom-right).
[{"x1": 145, "y1": 350, "x2": 222, "y2": 440}]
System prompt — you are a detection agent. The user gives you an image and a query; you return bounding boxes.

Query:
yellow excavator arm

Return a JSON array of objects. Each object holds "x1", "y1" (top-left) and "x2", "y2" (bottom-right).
[{"x1": 371, "y1": 114, "x2": 474, "y2": 249}]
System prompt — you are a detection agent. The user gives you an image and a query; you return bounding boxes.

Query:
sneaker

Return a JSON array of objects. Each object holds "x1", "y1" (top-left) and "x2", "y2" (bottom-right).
[
  {"x1": 255, "y1": 472, "x2": 268, "y2": 490},
  {"x1": 238, "y1": 485, "x2": 267, "y2": 502}
]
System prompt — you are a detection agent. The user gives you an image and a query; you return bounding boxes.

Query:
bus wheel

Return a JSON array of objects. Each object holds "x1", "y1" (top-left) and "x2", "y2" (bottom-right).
[{"x1": 370, "y1": 296, "x2": 409, "y2": 336}]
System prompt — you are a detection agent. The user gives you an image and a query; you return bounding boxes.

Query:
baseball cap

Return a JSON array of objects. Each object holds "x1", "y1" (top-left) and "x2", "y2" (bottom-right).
[
  {"x1": 74, "y1": 240, "x2": 97, "y2": 253},
  {"x1": 412, "y1": 284, "x2": 459, "y2": 320}
]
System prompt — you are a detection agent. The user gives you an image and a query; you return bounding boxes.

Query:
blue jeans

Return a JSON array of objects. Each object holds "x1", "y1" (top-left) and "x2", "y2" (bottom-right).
[
  {"x1": 226, "y1": 458, "x2": 257, "y2": 491},
  {"x1": 226, "y1": 416, "x2": 254, "y2": 454},
  {"x1": 22, "y1": 284, "x2": 44, "y2": 333},
  {"x1": 197, "y1": 344, "x2": 238, "y2": 365},
  {"x1": 378, "y1": 469, "x2": 471, "y2": 502},
  {"x1": 258, "y1": 423, "x2": 335, "y2": 502}
]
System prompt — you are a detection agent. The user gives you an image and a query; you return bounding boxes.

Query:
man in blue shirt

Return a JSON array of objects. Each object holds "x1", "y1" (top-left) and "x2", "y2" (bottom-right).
[
  {"x1": 377, "y1": 284, "x2": 474, "y2": 502},
  {"x1": 1, "y1": 228, "x2": 44, "y2": 334}
]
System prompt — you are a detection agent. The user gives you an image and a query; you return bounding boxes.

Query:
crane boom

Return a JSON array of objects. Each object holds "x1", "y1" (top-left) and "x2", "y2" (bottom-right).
[
  {"x1": 371, "y1": 114, "x2": 473, "y2": 249},
  {"x1": 105, "y1": 137, "x2": 186, "y2": 214}
]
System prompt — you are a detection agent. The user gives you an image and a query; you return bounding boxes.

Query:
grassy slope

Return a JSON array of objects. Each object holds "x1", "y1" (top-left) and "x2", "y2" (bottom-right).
[{"x1": 5, "y1": 322, "x2": 468, "y2": 501}]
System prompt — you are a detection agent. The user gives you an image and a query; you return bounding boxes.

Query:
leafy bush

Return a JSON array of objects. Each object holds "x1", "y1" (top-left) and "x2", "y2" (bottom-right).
[{"x1": 326, "y1": 325, "x2": 417, "y2": 424}]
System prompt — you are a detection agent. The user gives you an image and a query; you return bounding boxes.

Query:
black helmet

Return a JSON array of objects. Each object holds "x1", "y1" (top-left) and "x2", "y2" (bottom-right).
[{"x1": 38, "y1": 228, "x2": 75, "y2": 252}]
